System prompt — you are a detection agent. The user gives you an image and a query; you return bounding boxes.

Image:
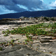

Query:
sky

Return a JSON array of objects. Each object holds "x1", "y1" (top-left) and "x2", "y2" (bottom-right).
[{"x1": 0, "y1": 0, "x2": 56, "y2": 15}]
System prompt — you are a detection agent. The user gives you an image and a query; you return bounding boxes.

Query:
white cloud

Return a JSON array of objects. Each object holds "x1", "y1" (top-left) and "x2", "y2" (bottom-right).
[
  {"x1": 50, "y1": 0, "x2": 56, "y2": 7},
  {"x1": 0, "y1": 0, "x2": 48, "y2": 11},
  {"x1": 17, "y1": 4, "x2": 28, "y2": 10},
  {"x1": 0, "y1": 5, "x2": 16, "y2": 15},
  {"x1": 0, "y1": 0, "x2": 50, "y2": 14}
]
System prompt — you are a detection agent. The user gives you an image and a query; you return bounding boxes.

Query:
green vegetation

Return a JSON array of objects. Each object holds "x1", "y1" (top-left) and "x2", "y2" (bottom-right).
[
  {"x1": 9, "y1": 39, "x2": 15, "y2": 46},
  {"x1": 2, "y1": 23, "x2": 56, "y2": 37},
  {"x1": 1, "y1": 18, "x2": 56, "y2": 48},
  {"x1": 0, "y1": 40, "x2": 15, "y2": 47},
  {"x1": 25, "y1": 35, "x2": 33, "y2": 45},
  {"x1": 0, "y1": 47, "x2": 3, "y2": 51},
  {"x1": 4, "y1": 33, "x2": 8, "y2": 36},
  {"x1": 2, "y1": 31, "x2": 5, "y2": 34},
  {"x1": 2, "y1": 30, "x2": 10, "y2": 34},
  {"x1": 11, "y1": 39, "x2": 15, "y2": 43},
  {"x1": 25, "y1": 42, "x2": 28, "y2": 45},
  {"x1": 18, "y1": 41, "x2": 20, "y2": 42},
  {"x1": 2, "y1": 30, "x2": 10, "y2": 36},
  {"x1": 44, "y1": 17, "x2": 49, "y2": 21},
  {"x1": 51, "y1": 18, "x2": 54, "y2": 21}
]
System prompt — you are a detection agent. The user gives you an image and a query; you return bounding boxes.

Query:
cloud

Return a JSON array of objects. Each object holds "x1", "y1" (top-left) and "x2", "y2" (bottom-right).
[
  {"x1": 5, "y1": 5, "x2": 26, "y2": 12},
  {"x1": 50, "y1": 0, "x2": 56, "y2": 8},
  {"x1": 0, "y1": 0, "x2": 14, "y2": 5},
  {"x1": 0, "y1": 5, "x2": 16, "y2": 15},
  {"x1": 0, "y1": 0, "x2": 49, "y2": 14},
  {"x1": 13, "y1": 0, "x2": 48, "y2": 10}
]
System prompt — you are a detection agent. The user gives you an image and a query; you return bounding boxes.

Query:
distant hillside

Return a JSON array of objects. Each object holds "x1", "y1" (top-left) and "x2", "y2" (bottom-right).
[{"x1": 0, "y1": 9, "x2": 56, "y2": 19}]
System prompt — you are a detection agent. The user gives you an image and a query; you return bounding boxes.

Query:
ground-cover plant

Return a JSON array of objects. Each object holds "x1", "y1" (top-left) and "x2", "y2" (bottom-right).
[
  {"x1": 26, "y1": 34, "x2": 33, "y2": 41},
  {"x1": 11, "y1": 39, "x2": 15, "y2": 43},
  {"x1": 5, "y1": 40, "x2": 15, "y2": 46},
  {"x1": 0, "y1": 47, "x2": 3, "y2": 51},
  {"x1": 25, "y1": 38, "x2": 33, "y2": 45},
  {"x1": 4, "y1": 33, "x2": 8, "y2": 36},
  {"x1": 2, "y1": 23, "x2": 56, "y2": 36},
  {"x1": 50, "y1": 29, "x2": 56, "y2": 34},
  {"x1": 2, "y1": 30, "x2": 10, "y2": 34},
  {"x1": 10, "y1": 39, "x2": 15, "y2": 46},
  {"x1": 2, "y1": 31, "x2": 5, "y2": 34},
  {"x1": 1, "y1": 42, "x2": 6, "y2": 45},
  {"x1": 25, "y1": 34, "x2": 33, "y2": 45},
  {"x1": 42, "y1": 23, "x2": 53, "y2": 28},
  {"x1": 52, "y1": 23, "x2": 56, "y2": 29},
  {"x1": 6, "y1": 30, "x2": 10, "y2": 34}
]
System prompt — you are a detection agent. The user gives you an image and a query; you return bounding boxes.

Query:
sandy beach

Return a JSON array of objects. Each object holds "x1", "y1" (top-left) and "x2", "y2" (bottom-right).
[{"x1": 0, "y1": 20, "x2": 56, "y2": 56}]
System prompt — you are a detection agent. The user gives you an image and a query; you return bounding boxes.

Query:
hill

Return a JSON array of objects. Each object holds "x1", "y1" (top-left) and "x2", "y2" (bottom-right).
[{"x1": 0, "y1": 9, "x2": 56, "y2": 19}]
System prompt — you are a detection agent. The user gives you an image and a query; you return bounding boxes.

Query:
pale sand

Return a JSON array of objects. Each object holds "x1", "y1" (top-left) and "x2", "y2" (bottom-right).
[
  {"x1": 0, "y1": 24, "x2": 27, "y2": 43},
  {"x1": 0, "y1": 22, "x2": 56, "y2": 56}
]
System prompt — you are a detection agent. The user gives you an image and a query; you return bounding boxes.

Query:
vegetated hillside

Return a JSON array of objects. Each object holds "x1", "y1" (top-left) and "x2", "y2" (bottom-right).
[{"x1": 0, "y1": 9, "x2": 56, "y2": 19}]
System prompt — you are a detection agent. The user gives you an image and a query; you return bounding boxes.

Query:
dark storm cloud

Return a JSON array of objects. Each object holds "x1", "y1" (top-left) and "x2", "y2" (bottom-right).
[
  {"x1": 0, "y1": 0, "x2": 14, "y2": 5},
  {"x1": 13, "y1": 0, "x2": 47, "y2": 9},
  {"x1": 5, "y1": 5, "x2": 26, "y2": 12},
  {"x1": 0, "y1": 0, "x2": 48, "y2": 12}
]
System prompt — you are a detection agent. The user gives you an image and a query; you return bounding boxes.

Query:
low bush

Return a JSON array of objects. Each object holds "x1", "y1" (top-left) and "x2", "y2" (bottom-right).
[
  {"x1": 44, "y1": 17, "x2": 49, "y2": 21},
  {"x1": 0, "y1": 47, "x2": 3, "y2": 51}
]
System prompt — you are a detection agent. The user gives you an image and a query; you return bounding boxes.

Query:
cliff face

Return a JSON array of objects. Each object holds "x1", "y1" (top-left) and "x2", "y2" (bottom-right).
[{"x1": 0, "y1": 9, "x2": 56, "y2": 19}]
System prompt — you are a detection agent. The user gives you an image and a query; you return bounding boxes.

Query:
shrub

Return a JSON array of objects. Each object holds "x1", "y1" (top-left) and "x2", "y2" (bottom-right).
[
  {"x1": 0, "y1": 47, "x2": 3, "y2": 51},
  {"x1": 51, "y1": 18, "x2": 54, "y2": 21},
  {"x1": 44, "y1": 17, "x2": 49, "y2": 21}
]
